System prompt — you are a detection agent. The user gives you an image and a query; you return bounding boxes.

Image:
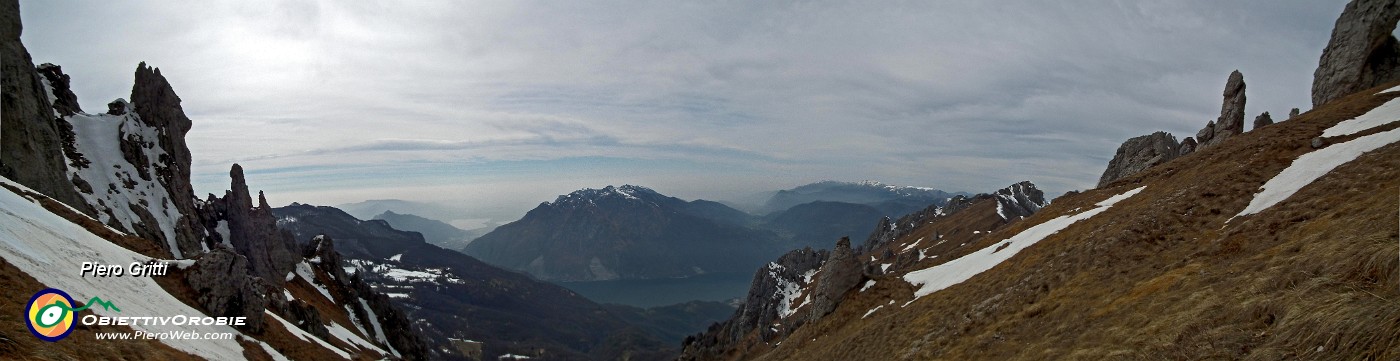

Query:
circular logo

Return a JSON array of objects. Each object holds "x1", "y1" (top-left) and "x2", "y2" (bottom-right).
[{"x1": 25, "y1": 288, "x2": 76, "y2": 342}]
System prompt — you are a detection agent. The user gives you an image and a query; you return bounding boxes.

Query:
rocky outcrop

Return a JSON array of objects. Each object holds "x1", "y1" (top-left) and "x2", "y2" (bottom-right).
[
  {"x1": 681, "y1": 247, "x2": 827, "y2": 360},
  {"x1": 0, "y1": 0, "x2": 91, "y2": 214},
  {"x1": 862, "y1": 181, "x2": 1047, "y2": 252},
  {"x1": 687, "y1": 182, "x2": 1049, "y2": 361},
  {"x1": 302, "y1": 235, "x2": 348, "y2": 282},
  {"x1": 20, "y1": 60, "x2": 212, "y2": 258},
  {"x1": 806, "y1": 237, "x2": 863, "y2": 323},
  {"x1": 183, "y1": 246, "x2": 272, "y2": 332},
  {"x1": 1253, "y1": 111, "x2": 1274, "y2": 130},
  {"x1": 282, "y1": 299, "x2": 329, "y2": 339},
  {"x1": 992, "y1": 180, "x2": 1047, "y2": 219},
  {"x1": 1195, "y1": 120, "x2": 1216, "y2": 144},
  {"x1": 1098, "y1": 131, "x2": 1180, "y2": 187},
  {"x1": 291, "y1": 234, "x2": 428, "y2": 359},
  {"x1": 35, "y1": 63, "x2": 81, "y2": 116},
  {"x1": 129, "y1": 62, "x2": 207, "y2": 256},
  {"x1": 1289, "y1": 108, "x2": 1301, "y2": 119},
  {"x1": 1197, "y1": 71, "x2": 1247, "y2": 147},
  {"x1": 352, "y1": 280, "x2": 429, "y2": 360},
  {"x1": 205, "y1": 164, "x2": 299, "y2": 285},
  {"x1": 1312, "y1": 0, "x2": 1400, "y2": 107},
  {"x1": 1179, "y1": 137, "x2": 1198, "y2": 156}
]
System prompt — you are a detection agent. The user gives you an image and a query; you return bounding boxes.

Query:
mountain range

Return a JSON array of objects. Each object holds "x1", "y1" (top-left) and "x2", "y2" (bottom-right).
[
  {"x1": 680, "y1": 3, "x2": 1400, "y2": 359},
  {"x1": 758, "y1": 180, "x2": 964, "y2": 216},
  {"x1": 463, "y1": 185, "x2": 787, "y2": 282},
  {"x1": 273, "y1": 203, "x2": 685, "y2": 359},
  {"x1": 372, "y1": 210, "x2": 481, "y2": 250},
  {"x1": 2, "y1": 0, "x2": 1397, "y2": 360}
]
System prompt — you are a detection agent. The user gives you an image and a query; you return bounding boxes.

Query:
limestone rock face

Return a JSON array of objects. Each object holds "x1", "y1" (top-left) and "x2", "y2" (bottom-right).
[
  {"x1": 209, "y1": 164, "x2": 299, "y2": 285},
  {"x1": 863, "y1": 181, "x2": 1047, "y2": 253},
  {"x1": 0, "y1": 0, "x2": 91, "y2": 214},
  {"x1": 1098, "y1": 131, "x2": 1180, "y2": 187},
  {"x1": 806, "y1": 237, "x2": 863, "y2": 323},
  {"x1": 184, "y1": 246, "x2": 271, "y2": 332},
  {"x1": 993, "y1": 181, "x2": 1047, "y2": 219},
  {"x1": 1312, "y1": 0, "x2": 1400, "y2": 107},
  {"x1": 301, "y1": 235, "x2": 353, "y2": 287},
  {"x1": 129, "y1": 62, "x2": 208, "y2": 256},
  {"x1": 1180, "y1": 137, "x2": 1198, "y2": 156},
  {"x1": 1196, "y1": 120, "x2": 1216, "y2": 144},
  {"x1": 1194, "y1": 71, "x2": 1248, "y2": 148},
  {"x1": 691, "y1": 246, "x2": 826, "y2": 357},
  {"x1": 1253, "y1": 111, "x2": 1274, "y2": 130},
  {"x1": 35, "y1": 63, "x2": 81, "y2": 116}
]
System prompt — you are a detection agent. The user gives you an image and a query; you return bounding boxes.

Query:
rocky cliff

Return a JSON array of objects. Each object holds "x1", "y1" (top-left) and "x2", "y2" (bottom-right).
[
  {"x1": 1098, "y1": 131, "x2": 1180, "y2": 187},
  {"x1": 199, "y1": 164, "x2": 299, "y2": 284},
  {"x1": 680, "y1": 247, "x2": 827, "y2": 361},
  {"x1": 0, "y1": 0, "x2": 91, "y2": 215},
  {"x1": 1312, "y1": 0, "x2": 1400, "y2": 106},
  {"x1": 862, "y1": 181, "x2": 1047, "y2": 253}
]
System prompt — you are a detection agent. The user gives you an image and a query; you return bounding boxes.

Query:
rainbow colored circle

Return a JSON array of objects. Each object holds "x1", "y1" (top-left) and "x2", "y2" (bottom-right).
[{"x1": 25, "y1": 288, "x2": 76, "y2": 342}]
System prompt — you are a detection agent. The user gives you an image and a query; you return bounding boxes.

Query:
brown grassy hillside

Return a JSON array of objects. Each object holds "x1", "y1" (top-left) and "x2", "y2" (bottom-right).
[{"x1": 741, "y1": 83, "x2": 1400, "y2": 360}]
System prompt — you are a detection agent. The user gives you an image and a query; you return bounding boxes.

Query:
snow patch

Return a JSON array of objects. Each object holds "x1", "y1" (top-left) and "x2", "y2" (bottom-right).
[
  {"x1": 265, "y1": 311, "x2": 351, "y2": 359},
  {"x1": 773, "y1": 264, "x2": 819, "y2": 319},
  {"x1": 1322, "y1": 97, "x2": 1400, "y2": 137},
  {"x1": 902, "y1": 187, "x2": 1145, "y2": 304},
  {"x1": 64, "y1": 112, "x2": 187, "y2": 258},
  {"x1": 296, "y1": 261, "x2": 336, "y2": 303},
  {"x1": 862, "y1": 305, "x2": 884, "y2": 319},
  {"x1": 253, "y1": 338, "x2": 294, "y2": 361},
  {"x1": 0, "y1": 179, "x2": 253, "y2": 360},
  {"x1": 359, "y1": 299, "x2": 399, "y2": 357},
  {"x1": 327, "y1": 320, "x2": 389, "y2": 355},
  {"x1": 899, "y1": 238, "x2": 923, "y2": 253},
  {"x1": 1237, "y1": 127, "x2": 1400, "y2": 217}
]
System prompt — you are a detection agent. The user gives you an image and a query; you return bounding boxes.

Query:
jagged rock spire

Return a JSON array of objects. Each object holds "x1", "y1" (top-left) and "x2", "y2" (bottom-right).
[{"x1": 1197, "y1": 70, "x2": 1247, "y2": 147}]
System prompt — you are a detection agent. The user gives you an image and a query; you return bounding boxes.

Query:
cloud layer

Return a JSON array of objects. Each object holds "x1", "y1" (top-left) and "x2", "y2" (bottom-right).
[{"x1": 19, "y1": 0, "x2": 1346, "y2": 221}]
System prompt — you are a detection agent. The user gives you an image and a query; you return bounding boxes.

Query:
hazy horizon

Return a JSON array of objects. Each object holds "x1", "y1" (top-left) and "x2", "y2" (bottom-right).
[{"x1": 17, "y1": 1, "x2": 1347, "y2": 225}]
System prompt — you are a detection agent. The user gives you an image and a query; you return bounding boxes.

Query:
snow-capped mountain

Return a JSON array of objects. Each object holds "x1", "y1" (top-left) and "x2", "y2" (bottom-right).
[{"x1": 464, "y1": 185, "x2": 786, "y2": 281}]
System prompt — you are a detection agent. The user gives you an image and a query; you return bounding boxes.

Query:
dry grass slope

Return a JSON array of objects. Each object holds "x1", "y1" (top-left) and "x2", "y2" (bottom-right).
[{"x1": 740, "y1": 83, "x2": 1400, "y2": 361}]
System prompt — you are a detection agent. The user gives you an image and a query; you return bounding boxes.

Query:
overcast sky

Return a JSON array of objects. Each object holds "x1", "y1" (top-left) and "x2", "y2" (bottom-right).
[{"x1": 19, "y1": 0, "x2": 1346, "y2": 225}]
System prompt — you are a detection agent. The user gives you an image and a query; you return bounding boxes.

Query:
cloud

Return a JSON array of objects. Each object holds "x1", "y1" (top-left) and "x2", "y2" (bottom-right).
[{"x1": 17, "y1": 0, "x2": 1349, "y2": 221}]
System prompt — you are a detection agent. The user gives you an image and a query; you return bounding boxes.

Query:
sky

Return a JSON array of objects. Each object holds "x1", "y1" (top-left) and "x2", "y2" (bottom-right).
[{"x1": 18, "y1": 0, "x2": 1347, "y2": 226}]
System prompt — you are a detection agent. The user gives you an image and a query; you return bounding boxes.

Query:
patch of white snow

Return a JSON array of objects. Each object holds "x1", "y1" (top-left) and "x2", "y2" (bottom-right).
[
  {"x1": 1237, "y1": 127, "x2": 1400, "y2": 217},
  {"x1": 902, "y1": 187, "x2": 1146, "y2": 304}
]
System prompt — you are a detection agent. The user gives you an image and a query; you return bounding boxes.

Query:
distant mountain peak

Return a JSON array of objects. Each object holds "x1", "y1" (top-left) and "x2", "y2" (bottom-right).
[
  {"x1": 551, "y1": 184, "x2": 666, "y2": 207},
  {"x1": 762, "y1": 180, "x2": 962, "y2": 215}
]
